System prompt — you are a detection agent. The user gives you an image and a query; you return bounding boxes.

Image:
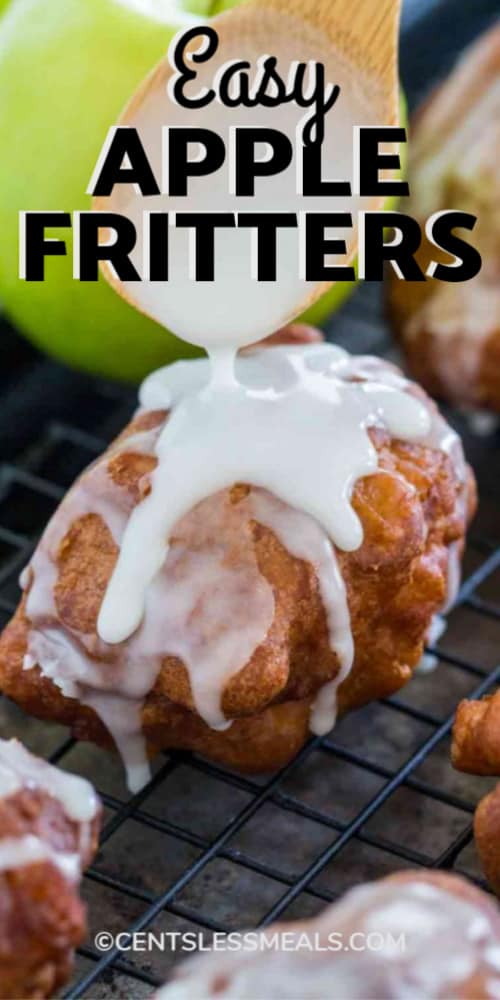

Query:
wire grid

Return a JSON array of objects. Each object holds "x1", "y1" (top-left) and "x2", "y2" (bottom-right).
[
  {"x1": 0, "y1": 297, "x2": 500, "y2": 998},
  {"x1": 1, "y1": 4, "x2": 500, "y2": 986}
]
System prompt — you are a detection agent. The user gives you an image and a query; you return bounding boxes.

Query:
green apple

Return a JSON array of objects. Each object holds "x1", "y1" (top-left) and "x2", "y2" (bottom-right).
[
  {"x1": 0, "y1": 0, "x2": 406, "y2": 380},
  {"x1": 0, "y1": 0, "x2": 207, "y2": 379}
]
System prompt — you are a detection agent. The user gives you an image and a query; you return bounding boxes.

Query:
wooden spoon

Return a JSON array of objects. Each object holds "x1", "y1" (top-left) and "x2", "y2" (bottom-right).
[
  {"x1": 249, "y1": 0, "x2": 402, "y2": 123},
  {"x1": 95, "y1": 0, "x2": 403, "y2": 336}
]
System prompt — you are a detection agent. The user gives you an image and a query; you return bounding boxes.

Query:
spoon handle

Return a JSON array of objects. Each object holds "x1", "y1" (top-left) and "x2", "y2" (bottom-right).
[{"x1": 252, "y1": 0, "x2": 402, "y2": 109}]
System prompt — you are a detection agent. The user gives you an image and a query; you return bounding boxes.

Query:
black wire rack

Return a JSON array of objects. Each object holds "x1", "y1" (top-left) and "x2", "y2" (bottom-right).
[
  {"x1": 0, "y1": 2, "x2": 499, "y2": 997},
  {"x1": 1, "y1": 293, "x2": 500, "y2": 999}
]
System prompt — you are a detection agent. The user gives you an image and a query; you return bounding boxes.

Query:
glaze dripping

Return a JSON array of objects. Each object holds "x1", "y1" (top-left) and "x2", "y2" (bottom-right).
[
  {"x1": 0, "y1": 739, "x2": 98, "y2": 878},
  {"x1": 21, "y1": 344, "x2": 466, "y2": 791}
]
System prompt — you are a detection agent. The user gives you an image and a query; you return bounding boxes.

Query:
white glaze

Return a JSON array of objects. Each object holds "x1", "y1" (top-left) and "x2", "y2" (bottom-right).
[
  {"x1": 21, "y1": 345, "x2": 467, "y2": 791},
  {"x1": 0, "y1": 738, "x2": 98, "y2": 823},
  {"x1": 0, "y1": 740, "x2": 98, "y2": 883},
  {"x1": 0, "y1": 834, "x2": 80, "y2": 882},
  {"x1": 417, "y1": 614, "x2": 447, "y2": 675},
  {"x1": 22, "y1": 427, "x2": 162, "y2": 791},
  {"x1": 248, "y1": 490, "x2": 353, "y2": 736},
  {"x1": 98, "y1": 346, "x2": 432, "y2": 645},
  {"x1": 156, "y1": 877, "x2": 500, "y2": 999},
  {"x1": 100, "y1": 344, "x2": 463, "y2": 742}
]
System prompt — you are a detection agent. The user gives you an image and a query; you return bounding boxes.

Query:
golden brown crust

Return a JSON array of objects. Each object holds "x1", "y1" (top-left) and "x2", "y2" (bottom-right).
[
  {"x1": 0, "y1": 788, "x2": 100, "y2": 1000},
  {"x1": 0, "y1": 400, "x2": 475, "y2": 773},
  {"x1": 451, "y1": 674, "x2": 500, "y2": 900},
  {"x1": 387, "y1": 24, "x2": 500, "y2": 411},
  {"x1": 452, "y1": 693, "x2": 500, "y2": 775},
  {"x1": 475, "y1": 784, "x2": 500, "y2": 898},
  {"x1": 389, "y1": 283, "x2": 500, "y2": 412},
  {"x1": 452, "y1": 693, "x2": 500, "y2": 897}
]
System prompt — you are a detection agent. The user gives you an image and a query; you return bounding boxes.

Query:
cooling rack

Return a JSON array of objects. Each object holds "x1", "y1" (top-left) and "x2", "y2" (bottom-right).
[{"x1": 0, "y1": 1, "x2": 499, "y2": 996}]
